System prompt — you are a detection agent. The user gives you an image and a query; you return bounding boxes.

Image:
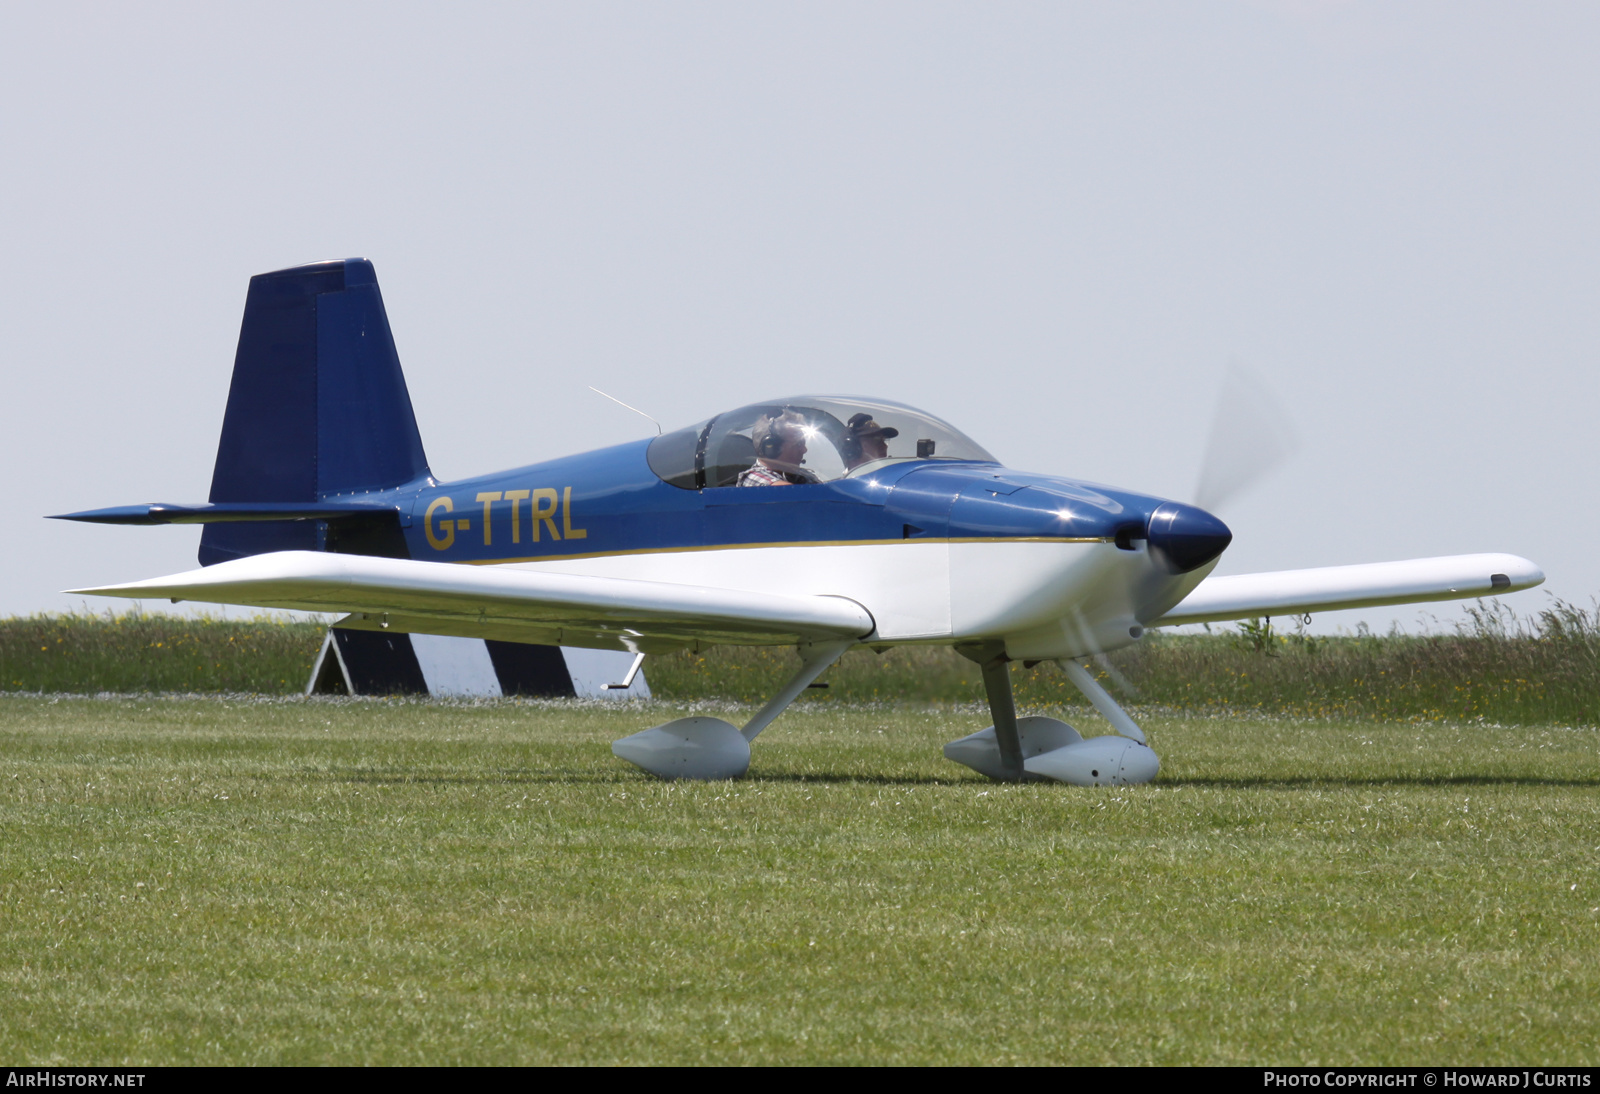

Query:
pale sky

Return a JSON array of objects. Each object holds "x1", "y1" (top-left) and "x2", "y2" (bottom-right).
[{"x1": 3, "y1": 2, "x2": 1594, "y2": 635}]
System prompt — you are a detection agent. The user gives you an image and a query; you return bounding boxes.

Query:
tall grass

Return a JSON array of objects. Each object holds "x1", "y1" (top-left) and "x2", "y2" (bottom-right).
[
  {"x1": 1106, "y1": 599, "x2": 1600, "y2": 726},
  {"x1": 649, "y1": 598, "x2": 1600, "y2": 727},
  {"x1": 0, "y1": 610, "x2": 324, "y2": 694},
  {"x1": 2, "y1": 600, "x2": 1596, "y2": 726}
]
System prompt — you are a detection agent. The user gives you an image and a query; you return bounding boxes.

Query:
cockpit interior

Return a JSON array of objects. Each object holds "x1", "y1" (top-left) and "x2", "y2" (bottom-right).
[{"x1": 647, "y1": 396, "x2": 997, "y2": 490}]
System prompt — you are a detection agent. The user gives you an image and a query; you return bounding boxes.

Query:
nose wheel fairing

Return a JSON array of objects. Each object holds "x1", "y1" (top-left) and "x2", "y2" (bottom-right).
[
  {"x1": 943, "y1": 716, "x2": 1082, "y2": 782},
  {"x1": 944, "y1": 648, "x2": 1160, "y2": 786},
  {"x1": 1022, "y1": 733, "x2": 1160, "y2": 787}
]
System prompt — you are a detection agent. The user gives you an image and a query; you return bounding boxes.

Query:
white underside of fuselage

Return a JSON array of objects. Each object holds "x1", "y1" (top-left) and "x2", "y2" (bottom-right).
[{"x1": 498, "y1": 539, "x2": 1212, "y2": 660}]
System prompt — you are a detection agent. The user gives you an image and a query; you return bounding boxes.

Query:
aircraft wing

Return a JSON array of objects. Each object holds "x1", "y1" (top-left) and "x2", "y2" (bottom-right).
[
  {"x1": 68, "y1": 550, "x2": 876, "y2": 653},
  {"x1": 1154, "y1": 553, "x2": 1544, "y2": 627}
]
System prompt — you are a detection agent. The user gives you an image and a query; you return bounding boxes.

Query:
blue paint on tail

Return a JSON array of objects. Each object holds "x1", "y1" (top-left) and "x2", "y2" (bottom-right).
[{"x1": 200, "y1": 259, "x2": 431, "y2": 565}]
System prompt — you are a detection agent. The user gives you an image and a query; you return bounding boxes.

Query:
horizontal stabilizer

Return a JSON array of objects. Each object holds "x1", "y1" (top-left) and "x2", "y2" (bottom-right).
[
  {"x1": 51, "y1": 502, "x2": 399, "y2": 526},
  {"x1": 1155, "y1": 553, "x2": 1543, "y2": 626},
  {"x1": 68, "y1": 551, "x2": 877, "y2": 652}
]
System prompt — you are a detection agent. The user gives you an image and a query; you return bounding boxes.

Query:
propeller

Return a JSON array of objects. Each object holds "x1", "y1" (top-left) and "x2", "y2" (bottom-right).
[
  {"x1": 1066, "y1": 606, "x2": 1140, "y2": 698},
  {"x1": 1053, "y1": 367, "x2": 1302, "y2": 711},
  {"x1": 1192, "y1": 363, "x2": 1300, "y2": 516},
  {"x1": 1138, "y1": 364, "x2": 1302, "y2": 601}
]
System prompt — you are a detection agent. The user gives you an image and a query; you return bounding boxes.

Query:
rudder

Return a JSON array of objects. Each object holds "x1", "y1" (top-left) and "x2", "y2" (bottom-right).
[{"x1": 200, "y1": 259, "x2": 431, "y2": 565}]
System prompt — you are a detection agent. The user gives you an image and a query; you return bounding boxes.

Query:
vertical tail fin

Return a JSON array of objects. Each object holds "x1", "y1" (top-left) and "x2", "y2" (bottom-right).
[{"x1": 200, "y1": 259, "x2": 431, "y2": 565}]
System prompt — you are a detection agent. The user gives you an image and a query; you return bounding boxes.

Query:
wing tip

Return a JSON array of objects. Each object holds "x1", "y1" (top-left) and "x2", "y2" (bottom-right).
[{"x1": 1490, "y1": 554, "x2": 1544, "y2": 591}]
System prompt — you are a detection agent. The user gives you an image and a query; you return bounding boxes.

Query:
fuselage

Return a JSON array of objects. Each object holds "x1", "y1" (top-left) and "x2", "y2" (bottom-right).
[{"x1": 363, "y1": 440, "x2": 1230, "y2": 660}]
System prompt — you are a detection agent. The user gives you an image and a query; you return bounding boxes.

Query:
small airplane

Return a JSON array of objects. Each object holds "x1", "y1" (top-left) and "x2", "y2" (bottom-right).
[{"x1": 56, "y1": 258, "x2": 1544, "y2": 786}]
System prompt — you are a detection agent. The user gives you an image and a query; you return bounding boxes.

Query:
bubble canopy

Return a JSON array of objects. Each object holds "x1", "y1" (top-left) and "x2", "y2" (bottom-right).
[{"x1": 647, "y1": 396, "x2": 999, "y2": 490}]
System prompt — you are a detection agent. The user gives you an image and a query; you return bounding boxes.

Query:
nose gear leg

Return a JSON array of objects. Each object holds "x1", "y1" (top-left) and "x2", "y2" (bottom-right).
[{"x1": 950, "y1": 642, "x2": 1026, "y2": 782}]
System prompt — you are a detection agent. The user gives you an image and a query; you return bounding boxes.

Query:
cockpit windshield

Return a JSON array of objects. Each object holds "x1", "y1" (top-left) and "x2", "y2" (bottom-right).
[{"x1": 647, "y1": 395, "x2": 997, "y2": 490}]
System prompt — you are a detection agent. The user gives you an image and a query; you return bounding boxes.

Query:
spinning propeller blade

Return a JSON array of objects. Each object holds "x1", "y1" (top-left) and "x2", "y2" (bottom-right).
[
  {"x1": 1192, "y1": 364, "x2": 1300, "y2": 516},
  {"x1": 1067, "y1": 607, "x2": 1140, "y2": 697},
  {"x1": 1134, "y1": 365, "x2": 1296, "y2": 609}
]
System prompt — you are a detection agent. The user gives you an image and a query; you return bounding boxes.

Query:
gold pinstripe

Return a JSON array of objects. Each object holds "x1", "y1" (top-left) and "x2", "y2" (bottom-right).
[{"x1": 462, "y1": 536, "x2": 1111, "y2": 567}]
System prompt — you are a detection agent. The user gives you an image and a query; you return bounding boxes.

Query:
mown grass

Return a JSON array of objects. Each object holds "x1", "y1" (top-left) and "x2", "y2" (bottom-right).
[{"x1": 0, "y1": 695, "x2": 1596, "y2": 1064}]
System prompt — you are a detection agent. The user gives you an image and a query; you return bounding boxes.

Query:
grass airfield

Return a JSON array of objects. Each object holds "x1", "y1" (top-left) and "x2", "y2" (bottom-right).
[{"x1": 2, "y1": 695, "x2": 1597, "y2": 1065}]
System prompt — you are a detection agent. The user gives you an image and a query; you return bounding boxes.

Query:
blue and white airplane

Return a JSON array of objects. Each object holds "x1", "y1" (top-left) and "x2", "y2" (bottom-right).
[{"x1": 57, "y1": 259, "x2": 1544, "y2": 785}]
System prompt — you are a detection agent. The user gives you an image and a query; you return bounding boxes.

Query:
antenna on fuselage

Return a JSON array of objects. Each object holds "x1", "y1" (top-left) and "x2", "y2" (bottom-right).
[{"x1": 588, "y1": 386, "x2": 663, "y2": 435}]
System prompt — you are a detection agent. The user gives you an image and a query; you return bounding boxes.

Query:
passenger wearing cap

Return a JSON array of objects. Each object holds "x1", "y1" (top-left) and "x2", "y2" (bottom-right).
[
  {"x1": 841, "y1": 413, "x2": 899, "y2": 471},
  {"x1": 737, "y1": 410, "x2": 820, "y2": 486}
]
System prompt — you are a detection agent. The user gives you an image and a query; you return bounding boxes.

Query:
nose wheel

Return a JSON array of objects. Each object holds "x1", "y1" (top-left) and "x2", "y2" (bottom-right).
[{"x1": 946, "y1": 644, "x2": 1159, "y2": 786}]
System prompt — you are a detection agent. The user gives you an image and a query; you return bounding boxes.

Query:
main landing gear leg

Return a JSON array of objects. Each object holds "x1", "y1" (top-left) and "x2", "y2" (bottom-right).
[
  {"x1": 611, "y1": 640, "x2": 853, "y2": 780},
  {"x1": 740, "y1": 640, "x2": 854, "y2": 743},
  {"x1": 942, "y1": 647, "x2": 1162, "y2": 786}
]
